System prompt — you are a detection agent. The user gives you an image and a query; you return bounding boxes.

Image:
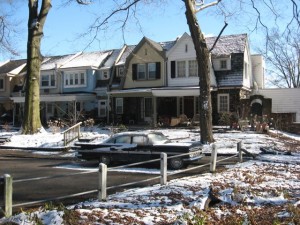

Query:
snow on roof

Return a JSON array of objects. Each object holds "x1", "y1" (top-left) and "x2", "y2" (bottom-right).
[
  {"x1": 41, "y1": 54, "x2": 79, "y2": 71},
  {"x1": 206, "y1": 33, "x2": 247, "y2": 56},
  {"x1": 159, "y1": 40, "x2": 177, "y2": 51},
  {"x1": 100, "y1": 49, "x2": 121, "y2": 70},
  {"x1": 60, "y1": 51, "x2": 112, "y2": 69},
  {"x1": 115, "y1": 45, "x2": 135, "y2": 66}
]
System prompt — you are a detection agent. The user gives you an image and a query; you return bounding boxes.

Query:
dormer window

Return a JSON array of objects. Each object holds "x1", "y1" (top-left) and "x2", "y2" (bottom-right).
[
  {"x1": 212, "y1": 56, "x2": 231, "y2": 71},
  {"x1": 117, "y1": 67, "x2": 124, "y2": 77},
  {"x1": 102, "y1": 70, "x2": 109, "y2": 80},
  {"x1": 220, "y1": 60, "x2": 227, "y2": 69}
]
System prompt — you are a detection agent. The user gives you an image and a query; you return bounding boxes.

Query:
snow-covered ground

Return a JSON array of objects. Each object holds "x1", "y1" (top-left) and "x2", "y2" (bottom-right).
[{"x1": 0, "y1": 127, "x2": 300, "y2": 224}]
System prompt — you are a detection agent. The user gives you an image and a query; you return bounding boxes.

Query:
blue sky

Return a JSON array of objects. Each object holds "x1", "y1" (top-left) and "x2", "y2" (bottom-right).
[{"x1": 0, "y1": 1, "x2": 289, "y2": 61}]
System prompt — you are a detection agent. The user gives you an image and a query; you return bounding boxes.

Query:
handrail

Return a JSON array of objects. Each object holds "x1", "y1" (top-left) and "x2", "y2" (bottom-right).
[{"x1": 62, "y1": 122, "x2": 82, "y2": 146}]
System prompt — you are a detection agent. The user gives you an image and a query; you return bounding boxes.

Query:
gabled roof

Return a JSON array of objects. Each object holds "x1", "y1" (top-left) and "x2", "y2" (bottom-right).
[
  {"x1": 60, "y1": 51, "x2": 113, "y2": 70},
  {"x1": 126, "y1": 37, "x2": 166, "y2": 64},
  {"x1": 0, "y1": 59, "x2": 27, "y2": 76},
  {"x1": 206, "y1": 33, "x2": 248, "y2": 56}
]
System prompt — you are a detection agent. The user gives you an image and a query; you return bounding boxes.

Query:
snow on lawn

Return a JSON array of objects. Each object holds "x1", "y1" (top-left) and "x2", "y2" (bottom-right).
[{"x1": 0, "y1": 127, "x2": 300, "y2": 224}]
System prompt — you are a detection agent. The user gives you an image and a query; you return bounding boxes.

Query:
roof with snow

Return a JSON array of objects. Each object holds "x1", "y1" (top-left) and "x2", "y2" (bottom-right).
[
  {"x1": 115, "y1": 45, "x2": 135, "y2": 66},
  {"x1": 41, "y1": 53, "x2": 79, "y2": 71},
  {"x1": 206, "y1": 33, "x2": 248, "y2": 56},
  {"x1": 60, "y1": 51, "x2": 112, "y2": 69}
]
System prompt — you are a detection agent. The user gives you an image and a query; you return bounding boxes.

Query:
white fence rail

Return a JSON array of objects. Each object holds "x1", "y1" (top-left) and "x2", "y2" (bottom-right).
[{"x1": 1, "y1": 141, "x2": 247, "y2": 217}]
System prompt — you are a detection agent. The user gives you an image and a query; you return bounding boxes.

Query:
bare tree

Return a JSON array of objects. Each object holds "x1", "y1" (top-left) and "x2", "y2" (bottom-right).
[
  {"x1": 263, "y1": 29, "x2": 300, "y2": 88},
  {"x1": 0, "y1": 2, "x2": 18, "y2": 57}
]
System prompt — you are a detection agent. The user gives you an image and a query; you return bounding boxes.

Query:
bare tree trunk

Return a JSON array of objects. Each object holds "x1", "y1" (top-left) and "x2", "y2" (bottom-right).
[
  {"x1": 184, "y1": 0, "x2": 214, "y2": 143},
  {"x1": 22, "y1": 0, "x2": 51, "y2": 134}
]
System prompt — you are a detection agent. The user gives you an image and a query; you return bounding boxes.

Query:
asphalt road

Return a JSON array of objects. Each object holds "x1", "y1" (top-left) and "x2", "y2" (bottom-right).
[{"x1": 0, "y1": 151, "x2": 238, "y2": 213}]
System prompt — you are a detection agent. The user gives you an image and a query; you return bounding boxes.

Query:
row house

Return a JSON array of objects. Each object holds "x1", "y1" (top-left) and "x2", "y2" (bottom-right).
[
  {"x1": 0, "y1": 32, "x2": 264, "y2": 127},
  {"x1": 108, "y1": 33, "x2": 262, "y2": 126}
]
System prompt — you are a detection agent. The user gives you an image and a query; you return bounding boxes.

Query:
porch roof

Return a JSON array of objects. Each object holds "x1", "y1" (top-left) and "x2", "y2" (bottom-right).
[
  {"x1": 108, "y1": 87, "x2": 204, "y2": 97},
  {"x1": 10, "y1": 93, "x2": 96, "y2": 103}
]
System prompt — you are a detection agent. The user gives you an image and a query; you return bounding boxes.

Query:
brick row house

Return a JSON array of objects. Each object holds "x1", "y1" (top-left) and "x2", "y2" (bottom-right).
[{"x1": 0, "y1": 33, "x2": 266, "y2": 127}]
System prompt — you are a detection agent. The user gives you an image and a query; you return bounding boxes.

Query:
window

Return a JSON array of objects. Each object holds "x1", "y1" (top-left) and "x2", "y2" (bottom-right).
[
  {"x1": 116, "y1": 98, "x2": 123, "y2": 114},
  {"x1": 189, "y1": 60, "x2": 198, "y2": 77},
  {"x1": 64, "y1": 71, "x2": 86, "y2": 88},
  {"x1": 98, "y1": 100, "x2": 107, "y2": 117},
  {"x1": 117, "y1": 67, "x2": 124, "y2": 77},
  {"x1": 177, "y1": 61, "x2": 186, "y2": 77},
  {"x1": 115, "y1": 135, "x2": 131, "y2": 144},
  {"x1": 0, "y1": 78, "x2": 4, "y2": 91},
  {"x1": 148, "y1": 63, "x2": 156, "y2": 79},
  {"x1": 41, "y1": 74, "x2": 55, "y2": 88},
  {"x1": 102, "y1": 70, "x2": 109, "y2": 80},
  {"x1": 132, "y1": 63, "x2": 160, "y2": 80},
  {"x1": 220, "y1": 60, "x2": 227, "y2": 69},
  {"x1": 132, "y1": 135, "x2": 147, "y2": 145},
  {"x1": 218, "y1": 94, "x2": 229, "y2": 112},
  {"x1": 137, "y1": 64, "x2": 146, "y2": 80}
]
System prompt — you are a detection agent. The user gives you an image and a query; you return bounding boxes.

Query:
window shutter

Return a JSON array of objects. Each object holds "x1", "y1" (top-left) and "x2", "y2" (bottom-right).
[
  {"x1": 171, "y1": 61, "x2": 176, "y2": 78},
  {"x1": 156, "y1": 62, "x2": 161, "y2": 79},
  {"x1": 132, "y1": 64, "x2": 137, "y2": 80}
]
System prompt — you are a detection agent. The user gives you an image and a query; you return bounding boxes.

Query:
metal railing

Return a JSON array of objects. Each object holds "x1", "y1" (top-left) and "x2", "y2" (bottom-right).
[
  {"x1": 1, "y1": 141, "x2": 248, "y2": 217},
  {"x1": 62, "y1": 122, "x2": 82, "y2": 146}
]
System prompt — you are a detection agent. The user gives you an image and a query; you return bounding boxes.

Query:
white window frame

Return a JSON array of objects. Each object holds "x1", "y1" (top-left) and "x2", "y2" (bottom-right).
[
  {"x1": 116, "y1": 98, "x2": 123, "y2": 114},
  {"x1": 0, "y1": 77, "x2": 4, "y2": 91},
  {"x1": 64, "y1": 71, "x2": 87, "y2": 88},
  {"x1": 220, "y1": 60, "x2": 227, "y2": 69},
  {"x1": 98, "y1": 100, "x2": 107, "y2": 117},
  {"x1": 137, "y1": 64, "x2": 146, "y2": 80},
  {"x1": 102, "y1": 70, "x2": 109, "y2": 80},
  {"x1": 177, "y1": 61, "x2": 186, "y2": 78},
  {"x1": 117, "y1": 67, "x2": 124, "y2": 77},
  {"x1": 218, "y1": 94, "x2": 230, "y2": 113},
  {"x1": 148, "y1": 63, "x2": 156, "y2": 80},
  {"x1": 41, "y1": 73, "x2": 56, "y2": 88},
  {"x1": 188, "y1": 60, "x2": 198, "y2": 77}
]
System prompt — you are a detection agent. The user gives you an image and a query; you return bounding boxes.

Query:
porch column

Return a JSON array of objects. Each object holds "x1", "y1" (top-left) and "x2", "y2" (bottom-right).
[{"x1": 152, "y1": 96, "x2": 157, "y2": 127}]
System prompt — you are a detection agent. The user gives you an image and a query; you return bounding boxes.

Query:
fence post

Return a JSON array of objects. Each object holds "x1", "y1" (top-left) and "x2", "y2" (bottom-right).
[
  {"x1": 3, "y1": 174, "x2": 13, "y2": 217},
  {"x1": 160, "y1": 153, "x2": 167, "y2": 185},
  {"x1": 98, "y1": 163, "x2": 107, "y2": 201},
  {"x1": 237, "y1": 141, "x2": 243, "y2": 163},
  {"x1": 210, "y1": 144, "x2": 217, "y2": 173}
]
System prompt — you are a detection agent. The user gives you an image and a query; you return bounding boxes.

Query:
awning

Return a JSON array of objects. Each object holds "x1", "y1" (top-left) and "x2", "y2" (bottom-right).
[
  {"x1": 152, "y1": 87, "x2": 200, "y2": 97},
  {"x1": 108, "y1": 87, "x2": 216, "y2": 98},
  {"x1": 108, "y1": 89, "x2": 152, "y2": 97},
  {"x1": 11, "y1": 93, "x2": 96, "y2": 103}
]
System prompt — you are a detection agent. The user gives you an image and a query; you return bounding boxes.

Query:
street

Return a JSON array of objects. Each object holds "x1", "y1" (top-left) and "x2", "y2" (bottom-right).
[{"x1": 0, "y1": 151, "x2": 238, "y2": 213}]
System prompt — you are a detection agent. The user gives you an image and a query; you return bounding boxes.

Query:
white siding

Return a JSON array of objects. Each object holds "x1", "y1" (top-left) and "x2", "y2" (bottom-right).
[
  {"x1": 166, "y1": 33, "x2": 216, "y2": 87},
  {"x1": 251, "y1": 55, "x2": 265, "y2": 89},
  {"x1": 258, "y1": 88, "x2": 300, "y2": 122},
  {"x1": 242, "y1": 43, "x2": 252, "y2": 89}
]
